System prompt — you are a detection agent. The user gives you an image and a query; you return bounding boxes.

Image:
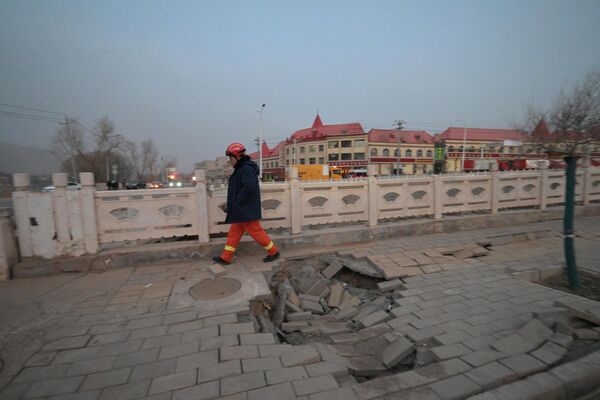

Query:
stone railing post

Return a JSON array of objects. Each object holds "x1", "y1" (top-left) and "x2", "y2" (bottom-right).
[
  {"x1": 539, "y1": 163, "x2": 549, "y2": 210},
  {"x1": 195, "y1": 169, "x2": 210, "y2": 243},
  {"x1": 490, "y1": 164, "x2": 499, "y2": 214},
  {"x1": 52, "y1": 173, "x2": 70, "y2": 243},
  {"x1": 12, "y1": 173, "x2": 33, "y2": 257},
  {"x1": 433, "y1": 174, "x2": 443, "y2": 220},
  {"x1": 79, "y1": 172, "x2": 99, "y2": 253},
  {"x1": 289, "y1": 166, "x2": 301, "y2": 234},
  {"x1": 0, "y1": 208, "x2": 18, "y2": 281},
  {"x1": 367, "y1": 164, "x2": 378, "y2": 227},
  {"x1": 581, "y1": 156, "x2": 591, "y2": 206}
]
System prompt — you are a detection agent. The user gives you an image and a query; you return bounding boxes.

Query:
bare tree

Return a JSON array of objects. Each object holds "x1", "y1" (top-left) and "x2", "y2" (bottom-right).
[
  {"x1": 51, "y1": 115, "x2": 125, "y2": 182},
  {"x1": 519, "y1": 70, "x2": 600, "y2": 288},
  {"x1": 125, "y1": 139, "x2": 160, "y2": 182}
]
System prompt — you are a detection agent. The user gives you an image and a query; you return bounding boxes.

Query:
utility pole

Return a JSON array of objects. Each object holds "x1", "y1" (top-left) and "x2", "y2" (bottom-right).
[
  {"x1": 258, "y1": 104, "x2": 265, "y2": 180},
  {"x1": 62, "y1": 117, "x2": 78, "y2": 182},
  {"x1": 394, "y1": 119, "x2": 405, "y2": 176},
  {"x1": 461, "y1": 122, "x2": 468, "y2": 172},
  {"x1": 293, "y1": 138, "x2": 297, "y2": 165}
]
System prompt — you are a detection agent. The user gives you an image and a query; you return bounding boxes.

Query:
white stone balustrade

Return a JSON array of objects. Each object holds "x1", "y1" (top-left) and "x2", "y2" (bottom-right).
[{"x1": 7, "y1": 167, "x2": 600, "y2": 261}]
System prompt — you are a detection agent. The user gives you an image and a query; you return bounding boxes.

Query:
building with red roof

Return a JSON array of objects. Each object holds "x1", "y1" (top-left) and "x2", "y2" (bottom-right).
[{"x1": 367, "y1": 129, "x2": 435, "y2": 174}]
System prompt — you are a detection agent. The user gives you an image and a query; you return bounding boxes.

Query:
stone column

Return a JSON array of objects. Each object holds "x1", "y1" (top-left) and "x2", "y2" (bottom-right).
[
  {"x1": 581, "y1": 156, "x2": 591, "y2": 206},
  {"x1": 195, "y1": 169, "x2": 210, "y2": 243},
  {"x1": 490, "y1": 164, "x2": 499, "y2": 214},
  {"x1": 289, "y1": 166, "x2": 301, "y2": 234},
  {"x1": 52, "y1": 173, "x2": 70, "y2": 243},
  {"x1": 0, "y1": 208, "x2": 18, "y2": 281},
  {"x1": 367, "y1": 164, "x2": 378, "y2": 227},
  {"x1": 538, "y1": 163, "x2": 549, "y2": 210},
  {"x1": 12, "y1": 173, "x2": 33, "y2": 257},
  {"x1": 433, "y1": 175, "x2": 443, "y2": 220},
  {"x1": 79, "y1": 172, "x2": 99, "y2": 253}
]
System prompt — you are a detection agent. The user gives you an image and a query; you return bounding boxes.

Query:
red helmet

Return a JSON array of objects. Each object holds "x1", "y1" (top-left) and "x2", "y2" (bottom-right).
[{"x1": 226, "y1": 142, "x2": 246, "y2": 158}]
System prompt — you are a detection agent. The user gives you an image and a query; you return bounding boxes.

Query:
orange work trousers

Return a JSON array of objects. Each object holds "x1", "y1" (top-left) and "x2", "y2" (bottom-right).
[{"x1": 220, "y1": 220, "x2": 278, "y2": 262}]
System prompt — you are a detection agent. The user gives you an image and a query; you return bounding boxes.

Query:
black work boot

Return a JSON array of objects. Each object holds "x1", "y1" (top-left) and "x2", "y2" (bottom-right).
[
  {"x1": 263, "y1": 252, "x2": 280, "y2": 263},
  {"x1": 212, "y1": 256, "x2": 231, "y2": 266}
]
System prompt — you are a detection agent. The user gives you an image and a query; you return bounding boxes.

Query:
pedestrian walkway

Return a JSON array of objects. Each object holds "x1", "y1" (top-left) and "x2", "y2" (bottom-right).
[{"x1": 0, "y1": 215, "x2": 599, "y2": 399}]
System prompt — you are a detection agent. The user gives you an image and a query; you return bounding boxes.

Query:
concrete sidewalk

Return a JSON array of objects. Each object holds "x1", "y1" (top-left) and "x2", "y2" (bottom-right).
[{"x1": 1, "y1": 215, "x2": 599, "y2": 399}]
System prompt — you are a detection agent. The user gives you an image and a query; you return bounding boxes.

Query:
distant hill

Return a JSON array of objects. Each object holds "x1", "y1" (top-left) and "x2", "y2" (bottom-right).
[{"x1": 0, "y1": 141, "x2": 61, "y2": 175}]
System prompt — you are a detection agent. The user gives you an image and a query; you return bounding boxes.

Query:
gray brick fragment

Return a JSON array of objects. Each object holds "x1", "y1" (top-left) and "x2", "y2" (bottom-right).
[
  {"x1": 429, "y1": 374, "x2": 481, "y2": 400},
  {"x1": 266, "y1": 366, "x2": 309, "y2": 385},
  {"x1": 499, "y1": 354, "x2": 546, "y2": 378},
  {"x1": 308, "y1": 386, "x2": 360, "y2": 400},
  {"x1": 220, "y1": 371, "x2": 266, "y2": 396},
  {"x1": 382, "y1": 336, "x2": 415, "y2": 368},
  {"x1": 248, "y1": 382, "x2": 296, "y2": 400},
  {"x1": 414, "y1": 358, "x2": 472, "y2": 381},
  {"x1": 292, "y1": 375, "x2": 339, "y2": 396},
  {"x1": 98, "y1": 380, "x2": 150, "y2": 400},
  {"x1": 357, "y1": 310, "x2": 391, "y2": 328},
  {"x1": 433, "y1": 330, "x2": 472, "y2": 346},
  {"x1": 532, "y1": 307, "x2": 569, "y2": 328},
  {"x1": 282, "y1": 321, "x2": 309, "y2": 332},
  {"x1": 80, "y1": 368, "x2": 131, "y2": 391},
  {"x1": 461, "y1": 349, "x2": 505, "y2": 367},
  {"x1": 377, "y1": 279, "x2": 403, "y2": 292},
  {"x1": 149, "y1": 369, "x2": 196, "y2": 394},
  {"x1": 322, "y1": 260, "x2": 344, "y2": 279},
  {"x1": 305, "y1": 361, "x2": 347, "y2": 378},
  {"x1": 258, "y1": 344, "x2": 293, "y2": 357},
  {"x1": 549, "y1": 332, "x2": 573, "y2": 348},
  {"x1": 23, "y1": 376, "x2": 84, "y2": 399},
  {"x1": 281, "y1": 347, "x2": 321, "y2": 367},
  {"x1": 346, "y1": 356, "x2": 387, "y2": 377},
  {"x1": 431, "y1": 343, "x2": 471, "y2": 361},
  {"x1": 530, "y1": 341, "x2": 567, "y2": 365},
  {"x1": 287, "y1": 312, "x2": 313, "y2": 322},
  {"x1": 198, "y1": 360, "x2": 241, "y2": 383},
  {"x1": 172, "y1": 380, "x2": 220, "y2": 400},
  {"x1": 465, "y1": 361, "x2": 516, "y2": 390}
]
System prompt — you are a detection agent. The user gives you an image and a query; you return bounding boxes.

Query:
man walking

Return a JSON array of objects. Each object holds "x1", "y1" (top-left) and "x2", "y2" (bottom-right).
[{"x1": 213, "y1": 142, "x2": 280, "y2": 265}]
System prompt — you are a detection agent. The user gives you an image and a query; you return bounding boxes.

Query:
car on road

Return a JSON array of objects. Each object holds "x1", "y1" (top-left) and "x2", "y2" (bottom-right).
[
  {"x1": 42, "y1": 182, "x2": 82, "y2": 192},
  {"x1": 126, "y1": 182, "x2": 147, "y2": 190}
]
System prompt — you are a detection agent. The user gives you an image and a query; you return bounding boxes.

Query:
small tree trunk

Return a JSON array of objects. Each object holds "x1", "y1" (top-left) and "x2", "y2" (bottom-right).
[{"x1": 563, "y1": 155, "x2": 580, "y2": 288}]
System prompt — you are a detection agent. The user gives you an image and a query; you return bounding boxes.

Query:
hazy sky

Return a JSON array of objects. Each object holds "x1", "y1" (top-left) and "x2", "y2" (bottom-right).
[{"x1": 1, "y1": 0, "x2": 599, "y2": 172}]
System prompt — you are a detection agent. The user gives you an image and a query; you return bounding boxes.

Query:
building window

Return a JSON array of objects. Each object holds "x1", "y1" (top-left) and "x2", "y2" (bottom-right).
[
  {"x1": 448, "y1": 146, "x2": 454, "y2": 152},
  {"x1": 405, "y1": 149, "x2": 412, "y2": 157},
  {"x1": 309, "y1": 158, "x2": 316, "y2": 164},
  {"x1": 426, "y1": 150, "x2": 432, "y2": 158},
  {"x1": 417, "y1": 150, "x2": 423, "y2": 157},
  {"x1": 328, "y1": 141, "x2": 339, "y2": 148},
  {"x1": 354, "y1": 139, "x2": 365, "y2": 147},
  {"x1": 319, "y1": 157, "x2": 324, "y2": 163},
  {"x1": 286, "y1": 160, "x2": 289, "y2": 165},
  {"x1": 309, "y1": 145, "x2": 316, "y2": 153},
  {"x1": 458, "y1": 146, "x2": 463, "y2": 153},
  {"x1": 300, "y1": 146, "x2": 305, "y2": 153},
  {"x1": 341, "y1": 153, "x2": 352, "y2": 160},
  {"x1": 286, "y1": 148, "x2": 290, "y2": 155},
  {"x1": 383, "y1": 148, "x2": 390, "y2": 157},
  {"x1": 467, "y1": 146, "x2": 475, "y2": 153},
  {"x1": 354, "y1": 153, "x2": 365, "y2": 160},
  {"x1": 341, "y1": 140, "x2": 352, "y2": 148},
  {"x1": 394, "y1": 149, "x2": 400, "y2": 157},
  {"x1": 508, "y1": 147, "x2": 513, "y2": 153},
  {"x1": 300, "y1": 158, "x2": 305, "y2": 164},
  {"x1": 328, "y1": 153, "x2": 339, "y2": 161},
  {"x1": 370, "y1": 148, "x2": 378, "y2": 157},
  {"x1": 318, "y1": 144, "x2": 324, "y2": 152}
]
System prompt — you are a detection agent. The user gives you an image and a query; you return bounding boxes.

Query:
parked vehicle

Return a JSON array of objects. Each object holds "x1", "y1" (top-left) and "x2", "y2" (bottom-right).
[
  {"x1": 126, "y1": 182, "x2": 147, "y2": 190},
  {"x1": 42, "y1": 182, "x2": 82, "y2": 192}
]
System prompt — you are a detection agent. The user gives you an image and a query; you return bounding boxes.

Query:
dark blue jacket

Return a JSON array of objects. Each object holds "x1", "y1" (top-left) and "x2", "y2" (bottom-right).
[{"x1": 225, "y1": 156, "x2": 262, "y2": 223}]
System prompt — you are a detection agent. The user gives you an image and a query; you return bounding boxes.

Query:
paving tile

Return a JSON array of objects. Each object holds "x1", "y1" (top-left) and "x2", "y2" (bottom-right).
[
  {"x1": 96, "y1": 339, "x2": 143, "y2": 357},
  {"x1": 25, "y1": 351, "x2": 57, "y2": 367},
  {"x1": 499, "y1": 354, "x2": 547, "y2": 378},
  {"x1": 241, "y1": 356, "x2": 281, "y2": 372},
  {"x1": 428, "y1": 374, "x2": 481, "y2": 400},
  {"x1": 200, "y1": 334, "x2": 239, "y2": 350},
  {"x1": 309, "y1": 386, "x2": 360, "y2": 400},
  {"x1": 220, "y1": 345, "x2": 259, "y2": 361},
  {"x1": 220, "y1": 371, "x2": 267, "y2": 396},
  {"x1": 159, "y1": 341, "x2": 200, "y2": 360},
  {"x1": 292, "y1": 375, "x2": 339, "y2": 396},
  {"x1": 51, "y1": 390, "x2": 102, "y2": 400},
  {"x1": 172, "y1": 380, "x2": 220, "y2": 400},
  {"x1": 80, "y1": 367, "x2": 131, "y2": 391},
  {"x1": 149, "y1": 369, "x2": 197, "y2": 395},
  {"x1": 167, "y1": 319, "x2": 205, "y2": 334},
  {"x1": 14, "y1": 364, "x2": 70, "y2": 383},
  {"x1": 162, "y1": 310, "x2": 198, "y2": 325},
  {"x1": 180, "y1": 326, "x2": 220, "y2": 343},
  {"x1": 247, "y1": 382, "x2": 296, "y2": 400},
  {"x1": 23, "y1": 376, "x2": 84, "y2": 399},
  {"x1": 460, "y1": 349, "x2": 505, "y2": 368},
  {"x1": 220, "y1": 322, "x2": 256, "y2": 335},
  {"x1": 265, "y1": 366, "x2": 309, "y2": 385},
  {"x1": 465, "y1": 361, "x2": 517, "y2": 390},
  {"x1": 203, "y1": 313, "x2": 238, "y2": 327},
  {"x1": 239, "y1": 333, "x2": 276, "y2": 345},
  {"x1": 129, "y1": 325, "x2": 169, "y2": 340},
  {"x1": 280, "y1": 347, "x2": 321, "y2": 367},
  {"x1": 43, "y1": 335, "x2": 91, "y2": 351},
  {"x1": 131, "y1": 359, "x2": 177, "y2": 381},
  {"x1": 198, "y1": 360, "x2": 242, "y2": 383},
  {"x1": 176, "y1": 349, "x2": 219, "y2": 372},
  {"x1": 66, "y1": 356, "x2": 117, "y2": 376},
  {"x1": 88, "y1": 331, "x2": 130, "y2": 346},
  {"x1": 98, "y1": 380, "x2": 150, "y2": 400},
  {"x1": 305, "y1": 361, "x2": 348, "y2": 378},
  {"x1": 114, "y1": 348, "x2": 160, "y2": 368},
  {"x1": 430, "y1": 343, "x2": 472, "y2": 361}
]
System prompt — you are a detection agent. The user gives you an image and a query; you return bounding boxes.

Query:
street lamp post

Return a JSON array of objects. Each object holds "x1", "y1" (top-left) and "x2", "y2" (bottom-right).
[
  {"x1": 461, "y1": 122, "x2": 468, "y2": 172},
  {"x1": 258, "y1": 104, "x2": 265, "y2": 180}
]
